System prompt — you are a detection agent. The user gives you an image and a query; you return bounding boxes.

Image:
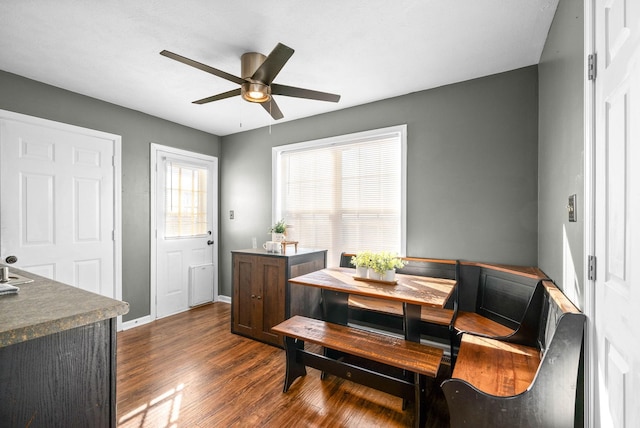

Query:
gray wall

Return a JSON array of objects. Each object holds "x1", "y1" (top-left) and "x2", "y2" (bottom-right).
[
  {"x1": 220, "y1": 66, "x2": 539, "y2": 297},
  {"x1": 538, "y1": 0, "x2": 585, "y2": 309},
  {"x1": 0, "y1": 62, "x2": 545, "y2": 315},
  {"x1": 0, "y1": 70, "x2": 221, "y2": 321}
]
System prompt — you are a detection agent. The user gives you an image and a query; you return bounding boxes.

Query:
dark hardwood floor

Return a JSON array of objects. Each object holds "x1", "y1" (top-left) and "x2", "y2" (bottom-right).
[{"x1": 116, "y1": 303, "x2": 451, "y2": 427}]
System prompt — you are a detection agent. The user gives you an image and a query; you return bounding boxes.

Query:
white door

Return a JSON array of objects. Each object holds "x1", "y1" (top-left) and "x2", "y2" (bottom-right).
[
  {"x1": 0, "y1": 110, "x2": 121, "y2": 300},
  {"x1": 152, "y1": 144, "x2": 218, "y2": 319},
  {"x1": 593, "y1": 1, "x2": 640, "y2": 426}
]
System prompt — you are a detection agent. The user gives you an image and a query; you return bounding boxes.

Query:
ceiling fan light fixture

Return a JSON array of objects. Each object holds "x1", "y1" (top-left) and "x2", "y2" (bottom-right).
[{"x1": 241, "y1": 82, "x2": 271, "y2": 103}]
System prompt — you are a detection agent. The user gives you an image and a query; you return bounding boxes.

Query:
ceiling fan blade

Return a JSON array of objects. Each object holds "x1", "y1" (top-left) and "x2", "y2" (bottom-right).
[
  {"x1": 251, "y1": 43, "x2": 295, "y2": 85},
  {"x1": 271, "y1": 83, "x2": 340, "y2": 103},
  {"x1": 192, "y1": 88, "x2": 241, "y2": 104},
  {"x1": 260, "y1": 98, "x2": 284, "y2": 120},
  {"x1": 160, "y1": 50, "x2": 245, "y2": 85}
]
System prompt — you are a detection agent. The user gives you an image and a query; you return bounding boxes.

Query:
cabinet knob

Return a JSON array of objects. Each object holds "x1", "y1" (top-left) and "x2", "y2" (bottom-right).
[
  {"x1": 257, "y1": 295, "x2": 262, "y2": 300},
  {"x1": 251, "y1": 294, "x2": 256, "y2": 299}
]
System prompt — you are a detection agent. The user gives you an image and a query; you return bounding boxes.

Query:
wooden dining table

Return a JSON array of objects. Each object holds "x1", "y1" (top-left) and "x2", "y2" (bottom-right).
[{"x1": 288, "y1": 267, "x2": 456, "y2": 342}]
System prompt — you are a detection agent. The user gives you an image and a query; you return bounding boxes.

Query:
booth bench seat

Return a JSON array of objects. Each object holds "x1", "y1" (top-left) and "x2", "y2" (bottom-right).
[{"x1": 441, "y1": 280, "x2": 585, "y2": 427}]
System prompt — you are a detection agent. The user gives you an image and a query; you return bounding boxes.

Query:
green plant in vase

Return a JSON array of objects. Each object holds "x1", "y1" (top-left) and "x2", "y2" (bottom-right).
[
  {"x1": 268, "y1": 219, "x2": 287, "y2": 242},
  {"x1": 372, "y1": 251, "x2": 405, "y2": 282},
  {"x1": 351, "y1": 250, "x2": 373, "y2": 278}
]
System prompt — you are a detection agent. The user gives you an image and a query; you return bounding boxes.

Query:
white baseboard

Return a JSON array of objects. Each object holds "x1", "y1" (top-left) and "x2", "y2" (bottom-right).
[
  {"x1": 121, "y1": 315, "x2": 152, "y2": 330},
  {"x1": 120, "y1": 297, "x2": 231, "y2": 331}
]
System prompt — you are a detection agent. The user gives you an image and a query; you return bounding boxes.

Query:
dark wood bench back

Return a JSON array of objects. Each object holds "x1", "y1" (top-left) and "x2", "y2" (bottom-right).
[
  {"x1": 340, "y1": 253, "x2": 457, "y2": 277},
  {"x1": 340, "y1": 253, "x2": 458, "y2": 300},
  {"x1": 474, "y1": 267, "x2": 543, "y2": 329},
  {"x1": 457, "y1": 279, "x2": 546, "y2": 349}
]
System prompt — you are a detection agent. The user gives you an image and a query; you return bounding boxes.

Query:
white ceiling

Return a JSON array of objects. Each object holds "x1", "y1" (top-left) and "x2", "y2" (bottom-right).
[{"x1": 0, "y1": 0, "x2": 559, "y2": 137}]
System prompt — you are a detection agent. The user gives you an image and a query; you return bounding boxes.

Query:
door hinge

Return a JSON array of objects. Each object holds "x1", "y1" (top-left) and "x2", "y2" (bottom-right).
[
  {"x1": 588, "y1": 53, "x2": 597, "y2": 81},
  {"x1": 588, "y1": 255, "x2": 597, "y2": 281}
]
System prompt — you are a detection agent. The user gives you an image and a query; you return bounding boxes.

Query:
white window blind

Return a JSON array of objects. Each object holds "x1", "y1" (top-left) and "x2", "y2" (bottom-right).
[
  {"x1": 274, "y1": 125, "x2": 406, "y2": 267},
  {"x1": 165, "y1": 161, "x2": 208, "y2": 238}
]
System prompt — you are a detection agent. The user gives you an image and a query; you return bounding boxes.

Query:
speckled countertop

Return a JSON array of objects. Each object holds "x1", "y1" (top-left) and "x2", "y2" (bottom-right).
[{"x1": 0, "y1": 265, "x2": 129, "y2": 347}]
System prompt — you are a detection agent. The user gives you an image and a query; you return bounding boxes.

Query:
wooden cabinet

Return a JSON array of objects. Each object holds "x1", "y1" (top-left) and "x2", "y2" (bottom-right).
[{"x1": 231, "y1": 248, "x2": 326, "y2": 347}]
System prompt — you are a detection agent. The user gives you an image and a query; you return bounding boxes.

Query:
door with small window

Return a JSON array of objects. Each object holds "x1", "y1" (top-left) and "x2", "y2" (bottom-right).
[{"x1": 153, "y1": 145, "x2": 218, "y2": 319}]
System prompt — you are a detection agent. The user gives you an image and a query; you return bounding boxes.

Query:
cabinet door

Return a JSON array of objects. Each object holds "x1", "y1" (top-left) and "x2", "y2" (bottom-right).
[
  {"x1": 254, "y1": 256, "x2": 286, "y2": 345},
  {"x1": 232, "y1": 254, "x2": 256, "y2": 337}
]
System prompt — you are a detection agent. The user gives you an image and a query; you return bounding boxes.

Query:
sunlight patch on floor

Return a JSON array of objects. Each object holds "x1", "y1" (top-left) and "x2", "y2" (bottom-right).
[{"x1": 118, "y1": 384, "x2": 184, "y2": 428}]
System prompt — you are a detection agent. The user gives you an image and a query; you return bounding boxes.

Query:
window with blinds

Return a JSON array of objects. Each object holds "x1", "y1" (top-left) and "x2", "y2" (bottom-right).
[
  {"x1": 273, "y1": 125, "x2": 406, "y2": 266},
  {"x1": 165, "y1": 161, "x2": 208, "y2": 238}
]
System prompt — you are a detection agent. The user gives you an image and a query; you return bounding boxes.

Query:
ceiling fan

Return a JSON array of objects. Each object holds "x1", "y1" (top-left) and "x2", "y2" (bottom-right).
[{"x1": 160, "y1": 43, "x2": 341, "y2": 120}]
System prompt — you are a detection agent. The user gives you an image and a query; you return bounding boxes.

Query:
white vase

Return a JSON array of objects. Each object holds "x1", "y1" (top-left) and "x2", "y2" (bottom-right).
[
  {"x1": 356, "y1": 266, "x2": 368, "y2": 278},
  {"x1": 368, "y1": 268, "x2": 381, "y2": 280},
  {"x1": 383, "y1": 269, "x2": 396, "y2": 282},
  {"x1": 272, "y1": 232, "x2": 285, "y2": 242}
]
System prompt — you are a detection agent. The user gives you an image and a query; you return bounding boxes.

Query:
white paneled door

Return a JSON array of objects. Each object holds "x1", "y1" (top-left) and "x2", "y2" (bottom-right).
[
  {"x1": 0, "y1": 111, "x2": 121, "y2": 301},
  {"x1": 593, "y1": 0, "x2": 640, "y2": 426},
  {"x1": 152, "y1": 144, "x2": 218, "y2": 319}
]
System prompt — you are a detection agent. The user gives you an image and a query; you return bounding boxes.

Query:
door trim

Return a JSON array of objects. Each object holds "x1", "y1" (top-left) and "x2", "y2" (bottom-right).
[
  {"x1": 584, "y1": 2, "x2": 596, "y2": 426},
  {"x1": 0, "y1": 109, "x2": 122, "y2": 327},
  {"x1": 149, "y1": 143, "x2": 219, "y2": 321}
]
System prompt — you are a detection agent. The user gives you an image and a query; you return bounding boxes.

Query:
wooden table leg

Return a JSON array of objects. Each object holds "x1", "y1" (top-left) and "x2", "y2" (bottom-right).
[
  {"x1": 321, "y1": 290, "x2": 349, "y2": 325},
  {"x1": 404, "y1": 303, "x2": 425, "y2": 425},
  {"x1": 320, "y1": 290, "x2": 349, "y2": 379},
  {"x1": 403, "y1": 303, "x2": 421, "y2": 343}
]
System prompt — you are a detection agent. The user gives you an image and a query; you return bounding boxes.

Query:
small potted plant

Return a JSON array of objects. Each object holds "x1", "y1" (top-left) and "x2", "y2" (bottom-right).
[
  {"x1": 268, "y1": 219, "x2": 287, "y2": 242},
  {"x1": 372, "y1": 251, "x2": 405, "y2": 282},
  {"x1": 351, "y1": 250, "x2": 373, "y2": 278}
]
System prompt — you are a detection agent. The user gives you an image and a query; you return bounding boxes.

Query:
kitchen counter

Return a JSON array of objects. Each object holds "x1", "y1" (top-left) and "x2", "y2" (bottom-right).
[
  {"x1": 0, "y1": 265, "x2": 129, "y2": 427},
  {"x1": 0, "y1": 265, "x2": 129, "y2": 347}
]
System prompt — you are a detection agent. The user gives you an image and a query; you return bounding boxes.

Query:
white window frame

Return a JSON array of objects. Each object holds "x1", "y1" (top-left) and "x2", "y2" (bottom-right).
[{"x1": 272, "y1": 124, "x2": 407, "y2": 262}]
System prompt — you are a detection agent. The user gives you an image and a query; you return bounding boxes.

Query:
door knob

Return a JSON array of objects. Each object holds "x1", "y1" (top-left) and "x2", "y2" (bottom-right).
[{"x1": 5, "y1": 255, "x2": 17, "y2": 264}]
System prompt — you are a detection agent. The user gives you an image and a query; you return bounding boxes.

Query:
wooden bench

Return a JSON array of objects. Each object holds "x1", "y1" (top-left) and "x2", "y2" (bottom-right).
[
  {"x1": 272, "y1": 315, "x2": 443, "y2": 428},
  {"x1": 441, "y1": 281, "x2": 585, "y2": 427}
]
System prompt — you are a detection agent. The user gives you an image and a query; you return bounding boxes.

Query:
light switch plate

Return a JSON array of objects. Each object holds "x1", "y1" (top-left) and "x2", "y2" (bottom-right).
[
  {"x1": 568, "y1": 194, "x2": 577, "y2": 222},
  {"x1": 230, "y1": 210, "x2": 235, "y2": 220}
]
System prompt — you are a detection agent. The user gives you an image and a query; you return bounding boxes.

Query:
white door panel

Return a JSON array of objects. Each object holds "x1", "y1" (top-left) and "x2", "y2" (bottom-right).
[
  {"x1": 152, "y1": 145, "x2": 218, "y2": 319},
  {"x1": 0, "y1": 111, "x2": 121, "y2": 304},
  {"x1": 593, "y1": 1, "x2": 640, "y2": 426}
]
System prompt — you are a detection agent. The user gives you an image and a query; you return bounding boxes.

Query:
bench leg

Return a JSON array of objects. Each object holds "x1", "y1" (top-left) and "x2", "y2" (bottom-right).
[{"x1": 282, "y1": 336, "x2": 307, "y2": 393}]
